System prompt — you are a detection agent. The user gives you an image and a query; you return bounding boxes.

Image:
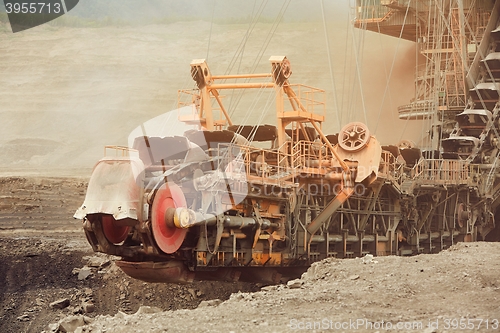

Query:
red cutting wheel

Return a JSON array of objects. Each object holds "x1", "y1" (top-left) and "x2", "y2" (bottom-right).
[
  {"x1": 102, "y1": 215, "x2": 130, "y2": 244},
  {"x1": 151, "y1": 183, "x2": 187, "y2": 254}
]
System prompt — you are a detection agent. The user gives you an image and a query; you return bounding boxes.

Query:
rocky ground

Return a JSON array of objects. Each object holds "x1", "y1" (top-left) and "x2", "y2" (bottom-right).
[
  {"x1": 0, "y1": 176, "x2": 87, "y2": 232},
  {"x1": 56, "y1": 242, "x2": 499, "y2": 333},
  {"x1": 1, "y1": 177, "x2": 499, "y2": 333}
]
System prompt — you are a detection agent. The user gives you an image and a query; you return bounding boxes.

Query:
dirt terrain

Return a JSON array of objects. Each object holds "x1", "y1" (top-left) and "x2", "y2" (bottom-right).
[
  {"x1": 0, "y1": 177, "x2": 86, "y2": 233},
  {"x1": 0, "y1": 176, "x2": 499, "y2": 333},
  {"x1": 82, "y1": 242, "x2": 500, "y2": 333}
]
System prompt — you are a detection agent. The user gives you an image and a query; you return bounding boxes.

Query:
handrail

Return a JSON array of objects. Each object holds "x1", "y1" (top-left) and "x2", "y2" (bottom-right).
[
  {"x1": 411, "y1": 158, "x2": 469, "y2": 183},
  {"x1": 354, "y1": 6, "x2": 395, "y2": 24},
  {"x1": 104, "y1": 145, "x2": 137, "y2": 157},
  {"x1": 216, "y1": 139, "x2": 344, "y2": 183},
  {"x1": 285, "y1": 84, "x2": 326, "y2": 118}
]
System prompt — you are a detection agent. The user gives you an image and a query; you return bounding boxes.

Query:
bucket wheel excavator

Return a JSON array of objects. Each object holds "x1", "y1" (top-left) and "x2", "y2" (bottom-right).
[
  {"x1": 73, "y1": 0, "x2": 500, "y2": 285},
  {"x1": 76, "y1": 46, "x2": 500, "y2": 283},
  {"x1": 75, "y1": 56, "x2": 386, "y2": 283}
]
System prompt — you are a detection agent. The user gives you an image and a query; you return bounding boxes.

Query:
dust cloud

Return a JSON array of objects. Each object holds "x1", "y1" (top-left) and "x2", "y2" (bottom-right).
[{"x1": 0, "y1": 1, "x2": 417, "y2": 174}]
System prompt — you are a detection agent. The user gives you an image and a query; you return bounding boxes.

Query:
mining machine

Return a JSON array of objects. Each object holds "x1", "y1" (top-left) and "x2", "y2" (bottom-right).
[
  {"x1": 354, "y1": 0, "x2": 500, "y2": 249},
  {"x1": 75, "y1": 0, "x2": 500, "y2": 284},
  {"x1": 75, "y1": 56, "x2": 387, "y2": 283}
]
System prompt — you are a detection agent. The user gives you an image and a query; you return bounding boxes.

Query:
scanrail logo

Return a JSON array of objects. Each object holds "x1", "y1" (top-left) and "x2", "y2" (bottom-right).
[{"x1": 3, "y1": 0, "x2": 79, "y2": 32}]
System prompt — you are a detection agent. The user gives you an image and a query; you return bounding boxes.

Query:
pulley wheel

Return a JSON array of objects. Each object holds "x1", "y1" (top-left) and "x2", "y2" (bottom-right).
[
  {"x1": 281, "y1": 58, "x2": 292, "y2": 79},
  {"x1": 151, "y1": 183, "x2": 187, "y2": 254},
  {"x1": 102, "y1": 215, "x2": 130, "y2": 244},
  {"x1": 338, "y1": 122, "x2": 370, "y2": 152},
  {"x1": 398, "y1": 139, "x2": 416, "y2": 149}
]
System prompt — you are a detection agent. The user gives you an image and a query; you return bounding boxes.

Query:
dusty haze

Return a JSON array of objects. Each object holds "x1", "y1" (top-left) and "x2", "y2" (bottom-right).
[{"x1": 0, "y1": 1, "x2": 417, "y2": 175}]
